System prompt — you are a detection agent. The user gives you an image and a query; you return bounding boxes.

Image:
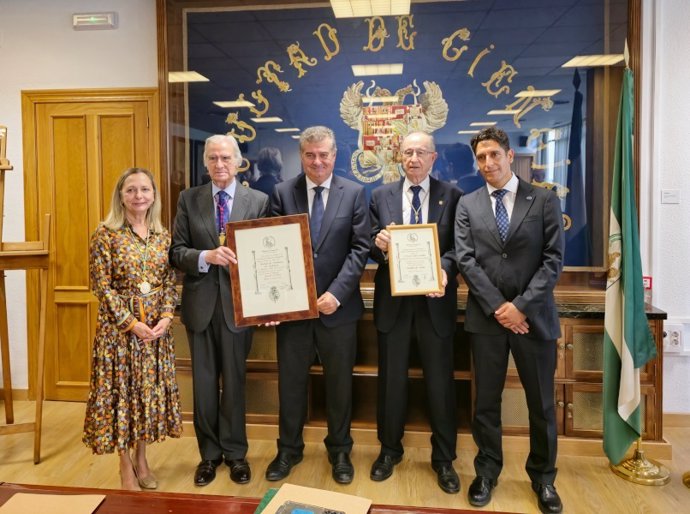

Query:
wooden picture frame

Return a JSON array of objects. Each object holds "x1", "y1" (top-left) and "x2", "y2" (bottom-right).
[
  {"x1": 226, "y1": 213, "x2": 318, "y2": 326},
  {"x1": 387, "y1": 223, "x2": 443, "y2": 296}
]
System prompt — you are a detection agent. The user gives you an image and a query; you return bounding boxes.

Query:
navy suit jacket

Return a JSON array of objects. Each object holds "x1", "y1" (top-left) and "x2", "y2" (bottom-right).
[
  {"x1": 454, "y1": 177, "x2": 564, "y2": 340},
  {"x1": 369, "y1": 177, "x2": 462, "y2": 338},
  {"x1": 270, "y1": 173, "x2": 370, "y2": 328},
  {"x1": 170, "y1": 181, "x2": 269, "y2": 333}
]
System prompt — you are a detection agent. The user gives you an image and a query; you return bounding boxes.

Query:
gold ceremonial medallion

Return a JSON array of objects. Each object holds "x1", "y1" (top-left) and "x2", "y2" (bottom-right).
[
  {"x1": 139, "y1": 281, "x2": 152, "y2": 295},
  {"x1": 219, "y1": 233, "x2": 226, "y2": 245}
]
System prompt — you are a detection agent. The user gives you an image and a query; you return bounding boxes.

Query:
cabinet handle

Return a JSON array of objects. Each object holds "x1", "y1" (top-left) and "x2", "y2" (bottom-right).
[
  {"x1": 557, "y1": 401, "x2": 565, "y2": 408},
  {"x1": 566, "y1": 343, "x2": 574, "y2": 351},
  {"x1": 558, "y1": 343, "x2": 565, "y2": 350},
  {"x1": 566, "y1": 402, "x2": 573, "y2": 419}
]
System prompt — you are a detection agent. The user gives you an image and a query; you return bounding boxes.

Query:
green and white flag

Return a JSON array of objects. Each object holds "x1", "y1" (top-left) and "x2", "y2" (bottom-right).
[{"x1": 603, "y1": 67, "x2": 657, "y2": 465}]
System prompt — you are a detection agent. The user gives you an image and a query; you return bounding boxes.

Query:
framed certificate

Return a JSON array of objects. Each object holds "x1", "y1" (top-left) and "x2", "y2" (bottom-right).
[
  {"x1": 387, "y1": 223, "x2": 443, "y2": 296},
  {"x1": 226, "y1": 214, "x2": 319, "y2": 326}
]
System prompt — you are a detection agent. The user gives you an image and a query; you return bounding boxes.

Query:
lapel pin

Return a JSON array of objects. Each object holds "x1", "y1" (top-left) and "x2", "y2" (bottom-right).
[
  {"x1": 526, "y1": 196, "x2": 533, "y2": 200},
  {"x1": 439, "y1": 200, "x2": 444, "y2": 205}
]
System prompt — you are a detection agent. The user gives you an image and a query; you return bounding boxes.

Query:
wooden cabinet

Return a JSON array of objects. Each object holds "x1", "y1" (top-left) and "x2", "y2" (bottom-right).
[{"x1": 172, "y1": 301, "x2": 666, "y2": 446}]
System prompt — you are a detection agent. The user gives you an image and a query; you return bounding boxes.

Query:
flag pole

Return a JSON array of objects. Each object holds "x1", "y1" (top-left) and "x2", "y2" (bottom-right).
[{"x1": 610, "y1": 438, "x2": 670, "y2": 485}]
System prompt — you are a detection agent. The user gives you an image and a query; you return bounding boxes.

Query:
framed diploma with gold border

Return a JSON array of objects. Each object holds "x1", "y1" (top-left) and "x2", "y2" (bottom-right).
[
  {"x1": 226, "y1": 214, "x2": 318, "y2": 326},
  {"x1": 388, "y1": 223, "x2": 443, "y2": 296}
]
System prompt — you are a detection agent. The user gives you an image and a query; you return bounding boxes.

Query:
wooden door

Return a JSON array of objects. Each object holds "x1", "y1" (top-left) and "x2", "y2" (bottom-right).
[{"x1": 22, "y1": 89, "x2": 160, "y2": 401}]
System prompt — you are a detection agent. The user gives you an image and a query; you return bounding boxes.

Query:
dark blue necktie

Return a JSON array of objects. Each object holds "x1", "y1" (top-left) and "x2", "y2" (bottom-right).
[
  {"x1": 410, "y1": 185, "x2": 422, "y2": 224},
  {"x1": 216, "y1": 190, "x2": 229, "y2": 235},
  {"x1": 310, "y1": 186, "x2": 324, "y2": 244},
  {"x1": 492, "y1": 189, "x2": 509, "y2": 242}
]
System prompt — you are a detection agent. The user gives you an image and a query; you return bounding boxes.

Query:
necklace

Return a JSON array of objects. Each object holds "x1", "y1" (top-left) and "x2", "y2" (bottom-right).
[
  {"x1": 129, "y1": 225, "x2": 152, "y2": 294},
  {"x1": 406, "y1": 186, "x2": 428, "y2": 224}
]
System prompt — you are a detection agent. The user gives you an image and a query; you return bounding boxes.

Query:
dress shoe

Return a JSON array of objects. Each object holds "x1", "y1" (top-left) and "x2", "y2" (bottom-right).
[
  {"x1": 531, "y1": 482, "x2": 563, "y2": 513},
  {"x1": 134, "y1": 468, "x2": 158, "y2": 490},
  {"x1": 468, "y1": 476, "x2": 497, "y2": 507},
  {"x1": 369, "y1": 454, "x2": 402, "y2": 482},
  {"x1": 194, "y1": 458, "x2": 223, "y2": 486},
  {"x1": 265, "y1": 451, "x2": 303, "y2": 481},
  {"x1": 226, "y1": 458, "x2": 251, "y2": 484},
  {"x1": 328, "y1": 452, "x2": 354, "y2": 484},
  {"x1": 432, "y1": 462, "x2": 460, "y2": 494}
]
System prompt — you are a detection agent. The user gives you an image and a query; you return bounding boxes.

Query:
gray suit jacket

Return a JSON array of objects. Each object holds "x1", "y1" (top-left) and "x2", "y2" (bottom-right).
[
  {"x1": 170, "y1": 181, "x2": 269, "y2": 333},
  {"x1": 454, "y1": 177, "x2": 564, "y2": 340}
]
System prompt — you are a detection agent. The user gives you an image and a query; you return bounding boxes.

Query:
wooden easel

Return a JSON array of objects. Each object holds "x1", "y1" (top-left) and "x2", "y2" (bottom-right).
[{"x1": 0, "y1": 125, "x2": 50, "y2": 463}]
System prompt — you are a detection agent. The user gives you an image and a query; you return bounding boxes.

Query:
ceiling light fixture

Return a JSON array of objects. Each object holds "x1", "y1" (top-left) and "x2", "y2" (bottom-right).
[
  {"x1": 213, "y1": 100, "x2": 255, "y2": 108},
  {"x1": 515, "y1": 89, "x2": 561, "y2": 98},
  {"x1": 562, "y1": 54, "x2": 625, "y2": 67},
  {"x1": 73, "y1": 12, "x2": 118, "y2": 30},
  {"x1": 250, "y1": 117, "x2": 283, "y2": 123},
  {"x1": 330, "y1": 0, "x2": 410, "y2": 18},
  {"x1": 168, "y1": 71, "x2": 209, "y2": 83},
  {"x1": 352, "y1": 64, "x2": 403, "y2": 76},
  {"x1": 487, "y1": 109, "x2": 521, "y2": 115}
]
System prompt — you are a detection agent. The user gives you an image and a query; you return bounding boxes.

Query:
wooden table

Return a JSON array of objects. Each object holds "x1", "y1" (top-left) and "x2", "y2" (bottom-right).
[{"x1": 0, "y1": 483, "x2": 492, "y2": 514}]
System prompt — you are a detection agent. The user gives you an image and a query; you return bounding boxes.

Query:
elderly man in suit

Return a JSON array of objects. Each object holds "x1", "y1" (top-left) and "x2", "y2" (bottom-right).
[
  {"x1": 170, "y1": 134, "x2": 269, "y2": 487},
  {"x1": 368, "y1": 131, "x2": 462, "y2": 494},
  {"x1": 266, "y1": 125, "x2": 370, "y2": 485},
  {"x1": 455, "y1": 127, "x2": 564, "y2": 513}
]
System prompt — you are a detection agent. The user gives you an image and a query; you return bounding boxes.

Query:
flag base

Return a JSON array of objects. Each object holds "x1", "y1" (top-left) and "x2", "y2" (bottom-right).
[
  {"x1": 610, "y1": 448, "x2": 670, "y2": 486},
  {"x1": 683, "y1": 471, "x2": 690, "y2": 488}
]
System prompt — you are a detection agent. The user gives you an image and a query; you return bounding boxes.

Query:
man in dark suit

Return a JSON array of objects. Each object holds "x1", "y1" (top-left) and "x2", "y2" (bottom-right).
[
  {"x1": 368, "y1": 131, "x2": 462, "y2": 494},
  {"x1": 170, "y1": 134, "x2": 269, "y2": 487},
  {"x1": 455, "y1": 127, "x2": 564, "y2": 513},
  {"x1": 266, "y1": 126, "x2": 370, "y2": 485}
]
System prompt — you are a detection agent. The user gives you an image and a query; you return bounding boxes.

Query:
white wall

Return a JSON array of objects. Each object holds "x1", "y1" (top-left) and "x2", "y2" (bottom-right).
[
  {"x1": 641, "y1": 0, "x2": 690, "y2": 413},
  {"x1": 0, "y1": 0, "x2": 157, "y2": 388}
]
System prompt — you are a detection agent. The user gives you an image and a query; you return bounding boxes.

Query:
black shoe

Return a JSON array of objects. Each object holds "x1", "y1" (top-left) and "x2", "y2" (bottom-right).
[
  {"x1": 468, "y1": 476, "x2": 497, "y2": 507},
  {"x1": 532, "y1": 482, "x2": 563, "y2": 513},
  {"x1": 328, "y1": 452, "x2": 354, "y2": 484},
  {"x1": 226, "y1": 458, "x2": 251, "y2": 484},
  {"x1": 432, "y1": 462, "x2": 460, "y2": 494},
  {"x1": 193, "y1": 458, "x2": 223, "y2": 486},
  {"x1": 265, "y1": 451, "x2": 303, "y2": 481},
  {"x1": 369, "y1": 453, "x2": 402, "y2": 482}
]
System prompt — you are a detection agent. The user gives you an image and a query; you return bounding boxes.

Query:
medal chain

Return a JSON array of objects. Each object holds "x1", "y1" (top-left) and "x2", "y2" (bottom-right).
[
  {"x1": 405, "y1": 187, "x2": 428, "y2": 224},
  {"x1": 129, "y1": 226, "x2": 151, "y2": 291}
]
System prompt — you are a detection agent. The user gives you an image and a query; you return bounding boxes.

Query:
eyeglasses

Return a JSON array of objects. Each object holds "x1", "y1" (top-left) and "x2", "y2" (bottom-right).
[
  {"x1": 207, "y1": 155, "x2": 233, "y2": 164},
  {"x1": 402, "y1": 148, "x2": 433, "y2": 159},
  {"x1": 303, "y1": 152, "x2": 333, "y2": 162}
]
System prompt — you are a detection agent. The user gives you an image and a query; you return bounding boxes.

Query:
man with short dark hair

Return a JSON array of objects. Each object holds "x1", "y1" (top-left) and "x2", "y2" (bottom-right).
[
  {"x1": 455, "y1": 127, "x2": 565, "y2": 513},
  {"x1": 266, "y1": 126, "x2": 370, "y2": 485}
]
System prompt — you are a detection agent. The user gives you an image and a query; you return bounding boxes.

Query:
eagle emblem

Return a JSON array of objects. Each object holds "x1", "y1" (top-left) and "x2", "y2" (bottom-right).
[{"x1": 340, "y1": 80, "x2": 448, "y2": 184}]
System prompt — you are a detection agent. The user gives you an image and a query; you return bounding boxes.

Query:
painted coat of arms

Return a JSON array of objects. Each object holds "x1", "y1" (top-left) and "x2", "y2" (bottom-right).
[{"x1": 340, "y1": 80, "x2": 448, "y2": 184}]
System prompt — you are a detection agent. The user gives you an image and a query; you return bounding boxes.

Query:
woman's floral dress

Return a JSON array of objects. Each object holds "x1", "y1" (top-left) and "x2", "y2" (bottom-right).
[{"x1": 82, "y1": 224, "x2": 182, "y2": 454}]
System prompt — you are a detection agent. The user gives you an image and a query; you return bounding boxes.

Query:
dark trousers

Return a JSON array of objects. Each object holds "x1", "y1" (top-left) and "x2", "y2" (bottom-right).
[
  {"x1": 377, "y1": 297, "x2": 457, "y2": 464},
  {"x1": 471, "y1": 332, "x2": 558, "y2": 484},
  {"x1": 276, "y1": 319, "x2": 357, "y2": 456},
  {"x1": 187, "y1": 298, "x2": 252, "y2": 461}
]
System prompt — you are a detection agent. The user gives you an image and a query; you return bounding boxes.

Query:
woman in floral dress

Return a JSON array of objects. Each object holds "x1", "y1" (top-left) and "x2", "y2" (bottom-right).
[{"x1": 83, "y1": 167, "x2": 182, "y2": 491}]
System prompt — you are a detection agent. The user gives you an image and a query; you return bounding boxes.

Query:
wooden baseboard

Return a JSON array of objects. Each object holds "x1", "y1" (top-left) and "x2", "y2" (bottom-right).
[
  {"x1": 0, "y1": 389, "x2": 29, "y2": 401},
  {"x1": 178, "y1": 422, "x2": 675, "y2": 461},
  {"x1": 663, "y1": 413, "x2": 690, "y2": 427}
]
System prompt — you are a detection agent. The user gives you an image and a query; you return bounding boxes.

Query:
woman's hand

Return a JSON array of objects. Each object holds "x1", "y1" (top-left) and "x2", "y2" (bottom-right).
[{"x1": 149, "y1": 317, "x2": 173, "y2": 340}]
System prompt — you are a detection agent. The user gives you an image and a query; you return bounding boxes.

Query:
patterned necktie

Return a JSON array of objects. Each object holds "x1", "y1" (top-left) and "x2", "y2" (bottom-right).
[
  {"x1": 216, "y1": 190, "x2": 229, "y2": 236},
  {"x1": 492, "y1": 189, "x2": 509, "y2": 242},
  {"x1": 310, "y1": 186, "x2": 324, "y2": 244},
  {"x1": 410, "y1": 185, "x2": 422, "y2": 224}
]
